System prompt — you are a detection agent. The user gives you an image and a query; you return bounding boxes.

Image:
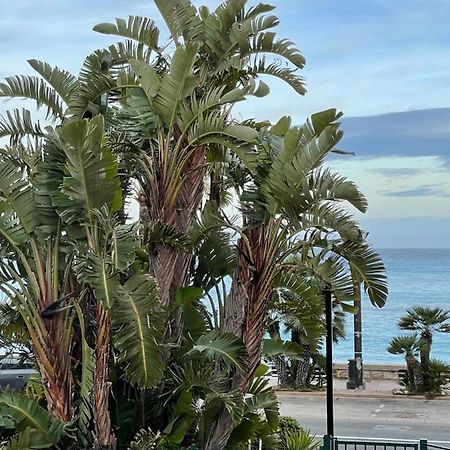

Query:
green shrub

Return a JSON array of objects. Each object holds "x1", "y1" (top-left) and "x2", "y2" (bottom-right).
[
  {"x1": 425, "y1": 359, "x2": 450, "y2": 396},
  {"x1": 283, "y1": 429, "x2": 320, "y2": 450},
  {"x1": 278, "y1": 416, "x2": 303, "y2": 439},
  {"x1": 278, "y1": 416, "x2": 320, "y2": 450}
]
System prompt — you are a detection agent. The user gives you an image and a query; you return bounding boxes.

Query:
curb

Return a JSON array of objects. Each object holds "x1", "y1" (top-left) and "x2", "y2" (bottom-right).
[{"x1": 275, "y1": 390, "x2": 450, "y2": 401}]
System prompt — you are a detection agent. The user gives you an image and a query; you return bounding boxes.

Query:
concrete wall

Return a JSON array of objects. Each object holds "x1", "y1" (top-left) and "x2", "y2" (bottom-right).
[{"x1": 334, "y1": 363, "x2": 406, "y2": 381}]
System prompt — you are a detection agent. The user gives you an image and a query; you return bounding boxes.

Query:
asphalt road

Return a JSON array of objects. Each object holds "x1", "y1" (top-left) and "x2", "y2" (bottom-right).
[{"x1": 278, "y1": 394, "x2": 450, "y2": 443}]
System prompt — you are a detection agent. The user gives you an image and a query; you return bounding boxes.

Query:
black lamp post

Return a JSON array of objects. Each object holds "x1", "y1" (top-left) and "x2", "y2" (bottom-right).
[
  {"x1": 347, "y1": 276, "x2": 364, "y2": 390},
  {"x1": 324, "y1": 287, "x2": 334, "y2": 437}
]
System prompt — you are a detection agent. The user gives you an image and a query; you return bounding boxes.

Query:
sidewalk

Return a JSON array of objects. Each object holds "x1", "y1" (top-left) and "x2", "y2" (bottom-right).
[{"x1": 271, "y1": 377, "x2": 450, "y2": 400}]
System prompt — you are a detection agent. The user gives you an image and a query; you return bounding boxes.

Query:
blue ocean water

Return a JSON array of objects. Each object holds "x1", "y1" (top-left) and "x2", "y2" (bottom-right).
[{"x1": 333, "y1": 248, "x2": 450, "y2": 364}]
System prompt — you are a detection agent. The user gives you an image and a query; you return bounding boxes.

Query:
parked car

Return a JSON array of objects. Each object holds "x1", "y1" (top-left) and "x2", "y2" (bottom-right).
[{"x1": 0, "y1": 355, "x2": 37, "y2": 391}]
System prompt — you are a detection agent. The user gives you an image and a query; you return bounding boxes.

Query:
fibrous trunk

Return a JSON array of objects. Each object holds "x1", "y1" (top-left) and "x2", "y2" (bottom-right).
[
  {"x1": 37, "y1": 328, "x2": 73, "y2": 422},
  {"x1": 34, "y1": 264, "x2": 74, "y2": 423},
  {"x1": 420, "y1": 330, "x2": 432, "y2": 388},
  {"x1": 143, "y1": 142, "x2": 205, "y2": 317},
  {"x1": 294, "y1": 345, "x2": 312, "y2": 389},
  {"x1": 205, "y1": 224, "x2": 277, "y2": 449},
  {"x1": 93, "y1": 304, "x2": 116, "y2": 449},
  {"x1": 274, "y1": 355, "x2": 290, "y2": 388}
]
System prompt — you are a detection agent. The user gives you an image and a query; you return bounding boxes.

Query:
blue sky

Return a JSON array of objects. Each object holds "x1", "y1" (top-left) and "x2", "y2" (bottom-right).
[{"x1": 1, "y1": 0, "x2": 449, "y2": 247}]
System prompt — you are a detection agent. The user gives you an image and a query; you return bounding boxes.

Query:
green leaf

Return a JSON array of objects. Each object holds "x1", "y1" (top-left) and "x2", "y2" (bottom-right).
[
  {"x1": 28, "y1": 59, "x2": 78, "y2": 104},
  {"x1": 243, "y1": 32, "x2": 305, "y2": 68},
  {"x1": 0, "y1": 109, "x2": 44, "y2": 143},
  {"x1": 113, "y1": 273, "x2": 165, "y2": 388},
  {"x1": 191, "y1": 331, "x2": 247, "y2": 372},
  {"x1": 262, "y1": 338, "x2": 302, "y2": 359},
  {"x1": 249, "y1": 59, "x2": 306, "y2": 95},
  {"x1": 0, "y1": 393, "x2": 63, "y2": 446},
  {"x1": 0, "y1": 75, "x2": 64, "y2": 120},
  {"x1": 1, "y1": 427, "x2": 55, "y2": 449},
  {"x1": 74, "y1": 304, "x2": 94, "y2": 446},
  {"x1": 0, "y1": 158, "x2": 38, "y2": 244},
  {"x1": 93, "y1": 16, "x2": 159, "y2": 49},
  {"x1": 110, "y1": 224, "x2": 138, "y2": 272},
  {"x1": 154, "y1": 0, "x2": 202, "y2": 44},
  {"x1": 80, "y1": 253, "x2": 119, "y2": 309},
  {"x1": 153, "y1": 43, "x2": 199, "y2": 126},
  {"x1": 57, "y1": 116, "x2": 122, "y2": 223},
  {"x1": 175, "y1": 287, "x2": 206, "y2": 342},
  {"x1": 335, "y1": 241, "x2": 388, "y2": 308},
  {"x1": 129, "y1": 59, "x2": 160, "y2": 101}
]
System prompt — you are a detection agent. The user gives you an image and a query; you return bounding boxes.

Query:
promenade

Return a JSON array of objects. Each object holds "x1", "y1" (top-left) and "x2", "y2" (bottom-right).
[{"x1": 278, "y1": 394, "x2": 450, "y2": 442}]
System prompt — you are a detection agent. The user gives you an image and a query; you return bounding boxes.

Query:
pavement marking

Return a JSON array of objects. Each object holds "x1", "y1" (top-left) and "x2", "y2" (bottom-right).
[
  {"x1": 371, "y1": 403, "x2": 386, "y2": 417},
  {"x1": 374, "y1": 424, "x2": 411, "y2": 432}
]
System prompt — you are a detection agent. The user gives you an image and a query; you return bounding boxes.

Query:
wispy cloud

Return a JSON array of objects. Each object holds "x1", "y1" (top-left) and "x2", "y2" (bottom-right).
[
  {"x1": 382, "y1": 185, "x2": 450, "y2": 197},
  {"x1": 368, "y1": 168, "x2": 423, "y2": 178}
]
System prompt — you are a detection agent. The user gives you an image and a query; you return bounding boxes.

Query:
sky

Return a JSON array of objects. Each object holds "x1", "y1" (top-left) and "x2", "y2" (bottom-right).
[{"x1": 0, "y1": 0, "x2": 450, "y2": 248}]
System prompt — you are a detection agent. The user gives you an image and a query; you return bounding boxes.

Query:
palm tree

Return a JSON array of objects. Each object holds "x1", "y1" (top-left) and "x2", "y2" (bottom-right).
[
  {"x1": 0, "y1": 1, "x2": 389, "y2": 448},
  {"x1": 205, "y1": 111, "x2": 388, "y2": 448},
  {"x1": 398, "y1": 306, "x2": 450, "y2": 366},
  {"x1": 387, "y1": 335, "x2": 423, "y2": 391}
]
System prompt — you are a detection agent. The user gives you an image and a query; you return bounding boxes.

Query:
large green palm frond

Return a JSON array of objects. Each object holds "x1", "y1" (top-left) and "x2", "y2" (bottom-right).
[
  {"x1": 0, "y1": 393, "x2": 64, "y2": 447},
  {"x1": 78, "y1": 253, "x2": 119, "y2": 309},
  {"x1": 113, "y1": 273, "x2": 165, "y2": 388},
  {"x1": 67, "y1": 72, "x2": 118, "y2": 118},
  {"x1": 247, "y1": 59, "x2": 306, "y2": 95},
  {"x1": 28, "y1": 59, "x2": 78, "y2": 104},
  {"x1": 68, "y1": 48, "x2": 139, "y2": 119},
  {"x1": 153, "y1": 43, "x2": 199, "y2": 127},
  {"x1": 154, "y1": 0, "x2": 203, "y2": 44},
  {"x1": 387, "y1": 335, "x2": 420, "y2": 357},
  {"x1": 300, "y1": 203, "x2": 367, "y2": 244},
  {"x1": 300, "y1": 253, "x2": 354, "y2": 303},
  {"x1": 0, "y1": 158, "x2": 38, "y2": 245},
  {"x1": 0, "y1": 75, "x2": 64, "y2": 120},
  {"x1": 398, "y1": 306, "x2": 450, "y2": 333},
  {"x1": 74, "y1": 303, "x2": 94, "y2": 448},
  {"x1": 93, "y1": 16, "x2": 160, "y2": 50},
  {"x1": 333, "y1": 241, "x2": 388, "y2": 307},
  {"x1": 242, "y1": 33, "x2": 305, "y2": 69},
  {"x1": 191, "y1": 330, "x2": 248, "y2": 373},
  {"x1": 259, "y1": 109, "x2": 345, "y2": 218},
  {"x1": 55, "y1": 116, "x2": 122, "y2": 224},
  {"x1": 107, "y1": 40, "x2": 153, "y2": 65},
  {"x1": 0, "y1": 109, "x2": 44, "y2": 144}
]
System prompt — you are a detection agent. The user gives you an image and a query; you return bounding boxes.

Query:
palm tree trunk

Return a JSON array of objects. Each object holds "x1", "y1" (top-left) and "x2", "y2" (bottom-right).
[
  {"x1": 93, "y1": 304, "x2": 116, "y2": 449},
  {"x1": 294, "y1": 345, "x2": 312, "y2": 389},
  {"x1": 205, "y1": 224, "x2": 277, "y2": 450},
  {"x1": 144, "y1": 142, "x2": 205, "y2": 315},
  {"x1": 274, "y1": 355, "x2": 290, "y2": 388},
  {"x1": 420, "y1": 330, "x2": 432, "y2": 389},
  {"x1": 405, "y1": 355, "x2": 415, "y2": 386},
  {"x1": 413, "y1": 359, "x2": 424, "y2": 392},
  {"x1": 267, "y1": 321, "x2": 290, "y2": 387}
]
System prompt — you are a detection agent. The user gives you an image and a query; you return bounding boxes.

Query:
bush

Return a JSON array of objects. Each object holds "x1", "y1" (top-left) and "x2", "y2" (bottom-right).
[
  {"x1": 425, "y1": 359, "x2": 450, "y2": 396},
  {"x1": 278, "y1": 416, "x2": 303, "y2": 440},
  {"x1": 278, "y1": 417, "x2": 319, "y2": 450}
]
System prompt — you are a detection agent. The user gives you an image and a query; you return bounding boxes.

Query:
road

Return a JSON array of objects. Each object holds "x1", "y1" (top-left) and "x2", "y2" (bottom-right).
[{"x1": 278, "y1": 393, "x2": 450, "y2": 443}]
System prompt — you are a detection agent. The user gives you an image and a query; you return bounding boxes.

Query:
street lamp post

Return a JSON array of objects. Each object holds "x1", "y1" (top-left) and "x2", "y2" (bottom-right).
[
  {"x1": 347, "y1": 278, "x2": 364, "y2": 389},
  {"x1": 324, "y1": 288, "x2": 334, "y2": 437},
  {"x1": 354, "y1": 279, "x2": 364, "y2": 389}
]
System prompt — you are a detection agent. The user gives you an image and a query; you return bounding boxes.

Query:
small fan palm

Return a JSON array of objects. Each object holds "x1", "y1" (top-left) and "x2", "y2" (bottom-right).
[
  {"x1": 398, "y1": 306, "x2": 450, "y2": 364},
  {"x1": 283, "y1": 429, "x2": 320, "y2": 450}
]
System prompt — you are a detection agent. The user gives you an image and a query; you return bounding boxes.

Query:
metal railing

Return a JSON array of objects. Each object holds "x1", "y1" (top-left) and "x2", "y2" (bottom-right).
[{"x1": 322, "y1": 436, "x2": 450, "y2": 450}]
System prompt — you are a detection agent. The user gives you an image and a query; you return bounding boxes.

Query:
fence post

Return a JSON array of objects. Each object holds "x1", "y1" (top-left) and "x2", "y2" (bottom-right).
[
  {"x1": 419, "y1": 439, "x2": 427, "y2": 450},
  {"x1": 323, "y1": 434, "x2": 333, "y2": 450}
]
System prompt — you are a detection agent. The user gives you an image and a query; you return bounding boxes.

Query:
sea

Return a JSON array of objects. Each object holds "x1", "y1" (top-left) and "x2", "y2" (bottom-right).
[{"x1": 332, "y1": 248, "x2": 450, "y2": 364}]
